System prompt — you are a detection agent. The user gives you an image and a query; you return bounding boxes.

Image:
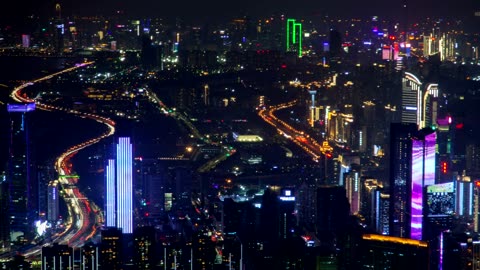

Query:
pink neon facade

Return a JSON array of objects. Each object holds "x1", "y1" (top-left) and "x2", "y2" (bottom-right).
[{"x1": 410, "y1": 132, "x2": 436, "y2": 240}]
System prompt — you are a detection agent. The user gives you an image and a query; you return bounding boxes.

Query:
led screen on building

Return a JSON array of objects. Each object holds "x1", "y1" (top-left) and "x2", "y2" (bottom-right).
[{"x1": 427, "y1": 182, "x2": 454, "y2": 216}]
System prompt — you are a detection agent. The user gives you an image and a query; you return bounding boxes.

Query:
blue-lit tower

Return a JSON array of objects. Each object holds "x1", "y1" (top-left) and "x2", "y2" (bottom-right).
[
  {"x1": 105, "y1": 137, "x2": 133, "y2": 234},
  {"x1": 6, "y1": 103, "x2": 36, "y2": 243},
  {"x1": 105, "y1": 159, "x2": 116, "y2": 228}
]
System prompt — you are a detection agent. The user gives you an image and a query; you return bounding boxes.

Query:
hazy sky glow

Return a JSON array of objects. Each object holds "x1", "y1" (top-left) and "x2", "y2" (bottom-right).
[{"x1": 2, "y1": 0, "x2": 477, "y2": 22}]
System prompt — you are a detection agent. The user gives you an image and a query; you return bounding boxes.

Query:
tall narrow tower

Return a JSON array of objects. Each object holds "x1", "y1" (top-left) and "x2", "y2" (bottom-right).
[
  {"x1": 308, "y1": 90, "x2": 317, "y2": 127},
  {"x1": 105, "y1": 137, "x2": 133, "y2": 234},
  {"x1": 6, "y1": 103, "x2": 36, "y2": 242}
]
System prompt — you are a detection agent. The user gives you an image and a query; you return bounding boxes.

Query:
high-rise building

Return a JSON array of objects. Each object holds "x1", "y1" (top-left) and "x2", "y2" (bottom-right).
[
  {"x1": 133, "y1": 226, "x2": 156, "y2": 269},
  {"x1": 345, "y1": 164, "x2": 362, "y2": 215},
  {"x1": 6, "y1": 103, "x2": 36, "y2": 243},
  {"x1": 0, "y1": 179, "x2": 9, "y2": 253},
  {"x1": 105, "y1": 137, "x2": 133, "y2": 234},
  {"x1": 316, "y1": 186, "x2": 350, "y2": 234},
  {"x1": 401, "y1": 72, "x2": 422, "y2": 125},
  {"x1": 41, "y1": 243, "x2": 73, "y2": 270},
  {"x1": 360, "y1": 234, "x2": 430, "y2": 269},
  {"x1": 389, "y1": 122, "x2": 417, "y2": 238},
  {"x1": 389, "y1": 123, "x2": 436, "y2": 240},
  {"x1": 81, "y1": 242, "x2": 100, "y2": 270},
  {"x1": 410, "y1": 128, "x2": 436, "y2": 240},
  {"x1": 101, "y1": 227, "x2": 123, "y2": 270},
  {"x1": 401, "y1": 72, "x2": 439, "y2": 129},
  {"x1": 456, "y1": 175, "x2": 474, "y2": 219},
  {"x1": 47, "y1": 181, "x2": 59, "y2": 222},
  {"x1": 286, "y1": 18, "x2": 302, "y2": 57}
]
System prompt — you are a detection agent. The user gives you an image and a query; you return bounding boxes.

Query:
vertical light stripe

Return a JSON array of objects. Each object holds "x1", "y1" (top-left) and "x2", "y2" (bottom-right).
[
  {"x1": 470, "y1": 183, "x2": 474, "y2": 216},
  {"x1": 459, "y1": 182, "x2": 464, "y2": 216},
  {"x1": 116, "y1": 137, "x2": 133, "y2": 233},
  {"x1": 106, "y1": 159, "x2": 116, "y2": 227}
]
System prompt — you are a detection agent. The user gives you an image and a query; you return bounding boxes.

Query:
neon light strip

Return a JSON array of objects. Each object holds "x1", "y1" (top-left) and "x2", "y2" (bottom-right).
[
  {"x1": 116, "y1": 137, "x2": 133, "y2": 233},
  {"x1": 410, "y1": 138, "x2": 424, "y2": 240},
  {"x1": 459, "y1": 182, "x2": 464, "y2": 215},
  {"x1": 470, "y1": 183, "x2": 473, "y2": 216},
  {"x1": 295, "y1": 22, "x2": 302, "y2": 57},
  {"x1": 286, "y1": 19, "x2": 295, "y2": 51},
  {"x1": 106, "y1": 159, "x2": 115, "y2": 227}
]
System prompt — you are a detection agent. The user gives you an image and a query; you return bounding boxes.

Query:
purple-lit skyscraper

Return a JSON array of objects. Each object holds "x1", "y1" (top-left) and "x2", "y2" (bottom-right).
[
  {"x1": 410, "y1": 130, "x2": 436, "y2": 240},
  {"x1": 390, "y1": 123, "x2": 436, "y2": 240},
  {"x1": 105, "y1": 137, "x2": 133, "y2": 234}
]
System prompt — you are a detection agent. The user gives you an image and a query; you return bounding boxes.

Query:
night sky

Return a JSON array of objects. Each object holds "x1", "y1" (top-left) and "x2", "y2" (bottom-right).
[{"x1": 2, "y1": 0, "x2": 478, "y2": 23}]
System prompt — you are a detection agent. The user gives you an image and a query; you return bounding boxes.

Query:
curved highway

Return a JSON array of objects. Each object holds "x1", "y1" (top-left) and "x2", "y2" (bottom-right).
[
  {"x1": 9, "y1": 61, "x2": 115, "y2": 258},
  {"x1": 258, "y1": 101, "x2": 333, "y2": 162}
]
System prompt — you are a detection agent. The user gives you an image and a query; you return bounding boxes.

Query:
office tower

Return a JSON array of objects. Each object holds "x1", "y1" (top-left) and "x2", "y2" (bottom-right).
[
  {"x1": 466, "y1": 143, "x2": 480, "y2": 178},
  {"x1": 37, "y1": 163, "x2": 54, "y2": 220},
  {"x1": 345, "y1": 164, "x2": 362, "y2": 215},
  {"x1": 437, "y1": 116, "x2": 454, "y2": 183},
  {"x1": 47, "y1": 181, "x2": 59, "y2": 222},
  {"x1": 316, "y1": 186, "x2": 350, "y2": 234},
  {"x1": 101, "y1": 227, "x2": 123, "y2": 270},
  {"x1": 401, "y1": 72, "x2": 439, "y2": 129},
  {"x1": 105, "y1": 159, "x2": 116, "y2": 228},
  {"x1": 377, "y1": 192, "x2": 390, "y2": 235},
  {"x1": 308, "y1": 90, "x2": 317, "y2": 127},
  {"x1": 360, "y1": 178, "x2": 381, "y2": 230},
  {"x1": 423, "y1": 83, "x2": 439, "y2": 129},
  {"x1": 329, "y1": 29, "x2": 342, "y2": 57},
  {"x1": 401, "y1": 72, "x2": 422, "y2": 125},
  {"x1": 338, "y1": 154, "x2": 360, "y2": 186},
  {"x1": 389, "y1": 122, "x2": 417, "y2": 238},
  {"x1": 360, "y1": 234, "x2": 430, "y2": 269},
  {"x1": 410, "y1": 128, "x2": 436, "y2": 240},
  {"x1": 286, "y1": 18, "x2": 302, "y2": 57},
  {"x1": 0, "y1": 180, "x2": 9, "y2": 253},
  {"x1": 294, "y1": 182, "x2": 317, "y2": 228},
  {"x1": 6, "y1": 103, "x2": 36, "y2": 243},
  {"x1": 81, "y1": 242, "x2": 100, "y2": 270},
  {"x1": 105, "y1": 137, "x2": 133, "y2": 234},
  {"x1": 116, "y1": 137, "x2": 133, "y2": 234},
  {"x1": 456, "y1": 176, "x2": 474, "y2": 219},
  {"x1": 390, "y1": 124, "x2": 436, "y2": 240},
  {"x1": 53, "y1": 4, "x2": 64, "y2": 54},
  {"x1": 133, "y1": 226, "x2": 156, "y2": 269},
  {"x1": 41, "y1": 243, "x2": 73, "y2": 270}
]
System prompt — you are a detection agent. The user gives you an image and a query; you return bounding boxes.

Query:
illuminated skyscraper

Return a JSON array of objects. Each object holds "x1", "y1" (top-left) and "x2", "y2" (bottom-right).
[
  {"x1": 6, "y1": 103, "x2": 36, "y2": 242},
  {"x1": 41, "y1": 243, "x2": 73, "y2": 269},
  {"x1": 101, "y1": 227, "x2": 123, "y2": 270},
  {"x1": 401, "y1": 72, "x2": 439, "y2": 129},
  {"x1": 401, "y1": 72, "x2": 422, "y2": 125},
  {"x1": 410, "y1": 129, "x2": 436, "y2": 240},
  {"x1": 47, "y1": 181, "x2": 59, "y2": 222},
  {"x1": 104, "y1": 137, "x2": 133, "y2": 234},
  {"x1": 456, "y1": 176, "x2": 474, "y2": 218},
  {"x1": 286, "y1": 18, "x2": 302, "y2": 57},
  {"x1": 105, "y1": 159, "x2": 116, "y2": 228},
  {"x1": 390, "y1": 123, "x2": 436, "y2": 240},
  {"x1": 389, "y1": 123, "x2": 417, "y2": 238}
]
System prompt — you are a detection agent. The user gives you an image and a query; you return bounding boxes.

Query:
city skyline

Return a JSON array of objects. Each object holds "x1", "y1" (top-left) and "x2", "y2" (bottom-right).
[{"x1": 1, "y1": 6, "x2": 480, "y2": 268}]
